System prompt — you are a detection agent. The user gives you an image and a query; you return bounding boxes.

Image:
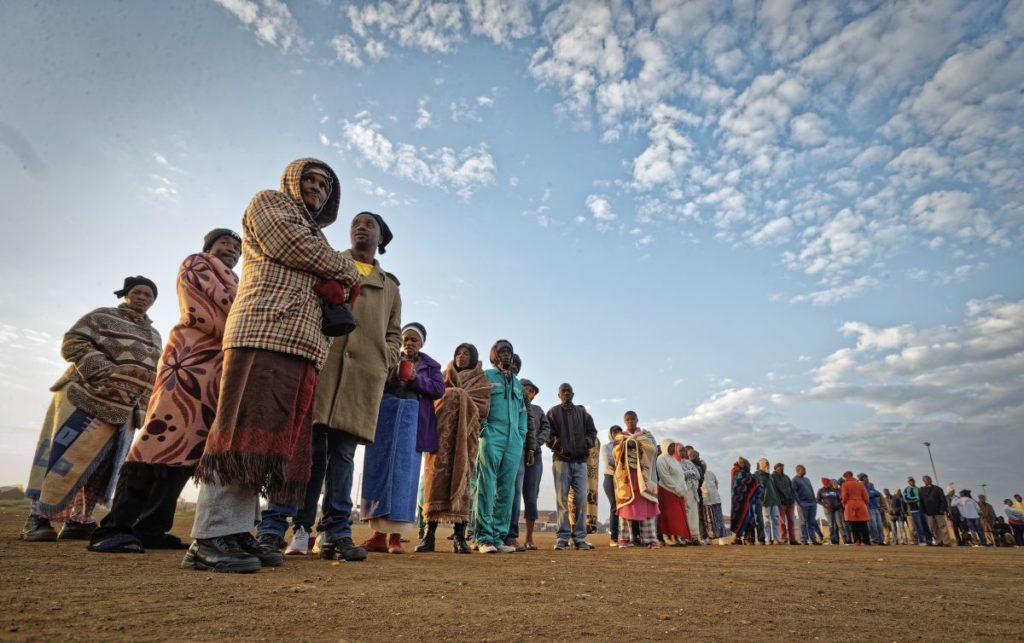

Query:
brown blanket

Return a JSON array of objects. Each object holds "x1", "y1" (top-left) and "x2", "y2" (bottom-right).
[
  {"x1": 421, "y1": 362, "x2": 491, "y2": 523},
  {"x1": 194, "y1": 348, "x2": 316, "y2": 506},
  {"x1": 613, "y1": 430, "x2": 659, "y2": 509}
]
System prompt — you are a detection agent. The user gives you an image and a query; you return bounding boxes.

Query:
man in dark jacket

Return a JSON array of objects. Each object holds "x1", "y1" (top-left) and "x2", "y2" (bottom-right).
[
  {"x1": 817, "y1": 478, "x2": 847, "y2": 544},
  {"x1": 772, "y1": 462, "x2": 798, "y2": 545},
  {"x1": 792, "y1": 465, "x2": 823, "y2": 545},
  {"x1": 919, "y1": 475, "x2": 950, "y2": 546},
  {"x1": 546, "y1": 383, "x2": 597, "y2": 550}
]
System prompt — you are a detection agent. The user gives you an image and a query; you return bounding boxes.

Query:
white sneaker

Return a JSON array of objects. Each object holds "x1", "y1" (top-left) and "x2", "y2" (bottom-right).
[
  {"x1": 478, "y1": 543, "x2": 499, "y2": 554},
  {"x1": 496, "y1": 544, "x2": 517, "y2": 553},
  {"x1": 285, "y1": 527, "x2": 310, "y2": 555}
]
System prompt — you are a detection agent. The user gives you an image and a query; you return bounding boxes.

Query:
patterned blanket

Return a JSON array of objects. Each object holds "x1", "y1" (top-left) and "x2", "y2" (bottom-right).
[{"x1": 421, "y1": 363, "x2": 491, "y2": 523}]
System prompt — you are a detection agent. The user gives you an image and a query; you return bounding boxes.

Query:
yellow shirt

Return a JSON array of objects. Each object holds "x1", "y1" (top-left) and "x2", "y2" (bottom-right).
[{"x1": 355, "y1": 261, "x2": 373, "y2": 277}]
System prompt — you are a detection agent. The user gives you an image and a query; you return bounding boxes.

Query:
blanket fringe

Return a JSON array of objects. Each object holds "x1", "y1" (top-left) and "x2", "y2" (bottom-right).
[{"x1": 194, "y1": 451, "x2": 308, "y2": 507}]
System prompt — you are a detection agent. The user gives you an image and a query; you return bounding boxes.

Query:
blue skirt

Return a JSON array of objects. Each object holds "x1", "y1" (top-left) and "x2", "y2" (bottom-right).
[{"x1": 360, "y1": 394, "x2": 420, "y2": 523}]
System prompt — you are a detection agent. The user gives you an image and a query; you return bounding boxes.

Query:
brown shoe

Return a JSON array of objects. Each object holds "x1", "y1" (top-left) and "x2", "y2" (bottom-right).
[
  {"x1": 505, "y1": 538, "x2": 526, "y2": 552},
  {"x1": 362, "y1": 531, "x2": 388, "y2": 553},
  {"x1": 387, "y1": 533, "x2": 404, "y2": 554}
]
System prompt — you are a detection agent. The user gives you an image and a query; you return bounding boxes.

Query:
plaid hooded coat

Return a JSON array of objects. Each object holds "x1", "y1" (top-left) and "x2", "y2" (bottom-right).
[{"x1": 222, "y1": 158, "x2": 356, "y2": 370}]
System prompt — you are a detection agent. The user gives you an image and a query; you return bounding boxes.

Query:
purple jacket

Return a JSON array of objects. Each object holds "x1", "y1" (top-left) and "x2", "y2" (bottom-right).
[{"x1": 408, "y1": 352, "x2": 445, "y2": 453}]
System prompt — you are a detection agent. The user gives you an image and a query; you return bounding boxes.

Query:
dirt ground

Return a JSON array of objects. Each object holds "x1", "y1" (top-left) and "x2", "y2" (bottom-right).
[{"x1": 0, "y1": 505, "x2": 1020, "y2": 642}]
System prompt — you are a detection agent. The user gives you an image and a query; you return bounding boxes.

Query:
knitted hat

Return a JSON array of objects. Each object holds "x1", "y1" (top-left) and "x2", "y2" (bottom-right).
[
  {"x1": 114, "y1": 275, "x2": 158, "y2": 300},
  {"x1": 203, "y1": 228, "x2": 241, "y2": 252},
  {"x1": 402, "y1": 322, "x2": 426, "y2": 344}
]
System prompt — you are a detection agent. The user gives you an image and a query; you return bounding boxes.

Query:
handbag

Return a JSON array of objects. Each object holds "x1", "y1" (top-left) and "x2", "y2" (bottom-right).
[{"x1": 320, "y1": 299, "x2": 357, "y2": 336}]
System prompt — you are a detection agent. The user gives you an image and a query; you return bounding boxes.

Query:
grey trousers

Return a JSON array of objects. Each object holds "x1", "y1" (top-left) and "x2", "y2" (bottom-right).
[{"x1": 191, "y1": 477, "x2": 261, "y2": 539}]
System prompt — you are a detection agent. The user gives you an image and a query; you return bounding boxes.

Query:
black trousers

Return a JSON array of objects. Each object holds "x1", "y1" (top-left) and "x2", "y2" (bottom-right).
[{"x1": 92, "y1": 463, "x2": 192, "y2": 546}]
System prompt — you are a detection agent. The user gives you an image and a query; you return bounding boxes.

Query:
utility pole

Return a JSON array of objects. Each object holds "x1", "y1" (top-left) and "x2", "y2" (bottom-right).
[
  {"x1": 980, "y1": 483, "x2": 988, "y2": 498},
  {"x1": 923, "y1": 441, "x2": 939, "y2": 483}
]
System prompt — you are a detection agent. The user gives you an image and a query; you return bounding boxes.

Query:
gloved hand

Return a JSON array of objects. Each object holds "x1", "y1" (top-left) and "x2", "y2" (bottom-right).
[
  {"x1": 314, "y1": 279, "x2": 349, "y2": 305},
  {"x1": 346, "y1": 282, "x2": 361, "y2": 305}
]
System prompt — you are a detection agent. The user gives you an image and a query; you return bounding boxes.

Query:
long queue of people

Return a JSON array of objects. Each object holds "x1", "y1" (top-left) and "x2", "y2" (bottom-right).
[{"x1": 18, "y1": 157, "x2": 1024, "y2": 574}]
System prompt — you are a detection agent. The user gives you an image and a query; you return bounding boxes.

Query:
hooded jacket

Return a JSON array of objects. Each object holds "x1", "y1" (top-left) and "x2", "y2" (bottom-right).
[
  {"x1": 655, "y1": 439, "x2": 688, "y2": 496},
  {"x1": 817, "y1": 481, "x2": 842, "y2": 512},
  {"x1": 223, "y1": 158, "x2": 356, "y2": 370}
]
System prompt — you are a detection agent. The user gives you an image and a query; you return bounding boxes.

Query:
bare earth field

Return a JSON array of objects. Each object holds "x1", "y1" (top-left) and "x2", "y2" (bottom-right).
[{"x1": 0, "y1": 505, "x2": 1021, "y2": 642}]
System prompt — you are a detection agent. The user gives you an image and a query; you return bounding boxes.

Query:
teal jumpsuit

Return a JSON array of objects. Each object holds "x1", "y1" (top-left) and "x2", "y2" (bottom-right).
[{"x1": 472, "y1": 369, "x2": 528, "y2": 546}]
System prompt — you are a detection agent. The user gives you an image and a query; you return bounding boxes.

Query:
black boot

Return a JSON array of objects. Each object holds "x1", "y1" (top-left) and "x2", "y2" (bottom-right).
[
  {"x1": 22, "y1": 515, "x2": 58, "y2": 542},
  {"x1": 453, "y1": 522, "x2": 471, "y2": 554},
  {"x1": 185, "y1": 536, "x2": 261, "y2": 573},
  {"x1": 235, "y1": 533, "x2": 285, "y2": 567},
  {"x1": 415, "y1": 521, "x2": 437, "y2": 553}
]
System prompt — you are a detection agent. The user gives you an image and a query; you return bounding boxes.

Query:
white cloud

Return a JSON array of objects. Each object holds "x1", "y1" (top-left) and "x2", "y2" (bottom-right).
[
  {"x1": 330, "y1": 34, "x2": 363, "y2": 66},
  {"x1": 333, "y1": 113, "x2": 495, "y2": 199},
  {"x1": 414, "y1": 97, "x2": 432, "y2": 129},
  {"x1": 528, "y1": 0, "x2": 626, "y2": 116},
  {"x1": 465, "y1": 0, "x2": 534, "y2": 44},
  {"x1": 790, "y1": 275, "x2": 877, "y2": 306},
  {"x1": 214, "y1": 0, "x2": 308, "y2": 52},
  {"x1": 585, "y1": 194, "x2": 616, "y2": 221},
  {"x1": 789, "y1": 112, "x2": 829, "y2": 147},
  {"x1": 347, "y1": 1, "x2": 464, "y2": 53}
]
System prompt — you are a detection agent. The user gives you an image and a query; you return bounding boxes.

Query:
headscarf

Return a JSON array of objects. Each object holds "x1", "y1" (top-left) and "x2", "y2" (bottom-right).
[
  {"x1": 356, "y1": 211, "x2": 393, "y2": 254},
  {"x1": 489, "y1": 339, "x2": 513, "y2": 367},
  {"x1": 114, "y1": 276, "x2": 158, "y2": 300},
  {"x1": 453, "y1": 343, "x2": 479, "y2": 370},
  {"x1": 203, "y1": 228, "x2": 241, "y2": 252},
  {"x1": 820, "y1": 477, "x2": 831, "y2": 487},
  {"x1": 402, "y1": 322, "x2": 426, "y2": 344}
]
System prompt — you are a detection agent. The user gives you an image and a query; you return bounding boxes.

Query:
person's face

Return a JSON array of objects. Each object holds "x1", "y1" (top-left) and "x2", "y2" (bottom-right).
[
  {"x1": 523, "y1": 385, "x2": 537, "y2": 403},
  {"x1": 300, "y1": 172, "x2": 330, "y2": 212},
  {"x1": 351, "y1": 213, "x2": 381, "y2": 253},
  {"x1": 209, "y1": 235, "x2": 241, "y2": 268},
  {"x1": 774, "y1": 464, "x2": 784, "y2": 474},
  {"x1": 558, "y1": 385, "x2": 574, "y2": 405},
  {"x1": 795, "y1": 465, "x2": 806, "y2": 476},
  {"x1": 667, "y1": 443, "x2": 675, "y2": 456},
  {"x1": 685, "y1": 447, "x2": 695, "y2": 460},
  {"x1": 610, "y1": 429, "x2": 622, "y2": 441},
  {"x1": 124, "y1": 285, "x2": 154, "y2": 314},
  {"x1": 979, "y1": 495, "x2": 986, "y2": 502},
  {"x1": 623, "y1": 414, "x2": 638, "y2": 431},
  {"x1": 401, "y1": 330, "x2": 422, "y2": 359},
  {"x1": 922, "y1": 476, "x2": 932, "y2": 485},
  {"x1": 831, "y1": 480, "x2": 839, "y2": 489},
  {"x1": 1007, "y1": 500, "x2": 1014, "y2": 506},
  {"x1": 496, "y1": 345, "x2": 513, "y2": 370},
  {"x1": 907, "y1": 478, "x2": 915, "y2": 486},
  {"x1": 454, "y1": 346, "x2": 472, "y2": 370},
  {"x1": 1015, "y1": 495, "x2": 1022, "y2": 502}
]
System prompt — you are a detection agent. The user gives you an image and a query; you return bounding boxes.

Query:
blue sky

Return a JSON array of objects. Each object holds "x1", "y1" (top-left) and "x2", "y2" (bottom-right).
[{"x1": 1, "y1": 0, "x2": 1022, "y2": 511}]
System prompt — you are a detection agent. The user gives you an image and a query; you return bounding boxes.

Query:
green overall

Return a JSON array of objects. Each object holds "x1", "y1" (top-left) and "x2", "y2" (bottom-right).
[{"x1": 472, "y1": 369, "x2": 527, "y2": 546}]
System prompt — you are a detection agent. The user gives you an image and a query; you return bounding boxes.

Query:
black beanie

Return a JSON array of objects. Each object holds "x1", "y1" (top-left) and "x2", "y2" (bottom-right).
[{"x1": 203, "y1": 228, "x2": 241, "y2": 252}]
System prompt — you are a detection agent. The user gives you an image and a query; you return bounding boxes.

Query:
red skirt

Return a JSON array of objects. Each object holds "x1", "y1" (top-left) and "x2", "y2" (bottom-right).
[{"x1": 657, "y1": 486, "x2": 691, "y2": 539}]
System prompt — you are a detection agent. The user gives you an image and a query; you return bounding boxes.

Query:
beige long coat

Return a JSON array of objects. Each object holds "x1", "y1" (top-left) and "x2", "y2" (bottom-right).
[{"x1": 312, "y1": 251, "x2": 401, "y2": 443}]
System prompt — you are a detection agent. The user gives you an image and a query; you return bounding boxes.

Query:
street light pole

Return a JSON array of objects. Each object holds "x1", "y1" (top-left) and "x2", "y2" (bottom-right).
[
  {"x1": 923, "y1": 441, "x2": 939, "y2": 483},
  {"x1": 980, "y1": 483, "x2": 988, "y2": 498}
]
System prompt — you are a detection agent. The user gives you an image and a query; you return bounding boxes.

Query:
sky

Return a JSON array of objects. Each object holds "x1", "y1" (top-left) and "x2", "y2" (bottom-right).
[{"x1": 1, "y1": 0, "x2": 1022, "y2": 513}]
